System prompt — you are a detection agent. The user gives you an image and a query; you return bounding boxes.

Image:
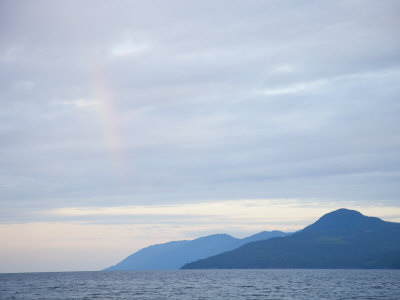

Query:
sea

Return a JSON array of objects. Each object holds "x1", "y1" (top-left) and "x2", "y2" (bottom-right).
[{"x1": 1, "y1": 269, "x2": 399, "y2": 299}]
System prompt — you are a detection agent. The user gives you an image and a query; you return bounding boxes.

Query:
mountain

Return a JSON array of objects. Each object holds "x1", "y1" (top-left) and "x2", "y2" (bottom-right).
[
  {"x1": 104, "y1": 231, "x2": 290, "y2": 271},
  {"x1": 182, "y1": 209, "x2": 400, "y2": 269},
  {"x1": 241, "y1": 230, "x2": 290, "y2": 244}
]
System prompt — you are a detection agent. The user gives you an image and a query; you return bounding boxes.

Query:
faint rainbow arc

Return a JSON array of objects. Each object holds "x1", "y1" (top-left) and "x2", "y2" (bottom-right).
[{"x1": 91, "y1": 65, "x2": 127, "y2": 181}]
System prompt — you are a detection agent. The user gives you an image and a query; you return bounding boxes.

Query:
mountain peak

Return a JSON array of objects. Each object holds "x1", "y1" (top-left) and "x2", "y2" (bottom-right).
[
  {"x1": 302, "y1": 208, "x2": 383, "y2": 234},
  {"x1": 319, "y1": 208, "x2": 364, "y2": 221},
  {"x1": 326, "y1": 208, "x2": 363, "y2": 216},
  {"x1": 315, "y1": 208, "x2": 366, "y2": 224}
]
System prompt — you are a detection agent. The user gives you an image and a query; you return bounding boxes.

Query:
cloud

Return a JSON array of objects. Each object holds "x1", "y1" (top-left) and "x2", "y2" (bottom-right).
[
  {"x1": 47, "y1": 200, "x2": 400, "y2": 224},
  {"x1": 13, "y1": 80, "x2": 35, "y2": 91},
  {"x1": 58, "y1": 98, "x2": 99, "y2": 108},
  {"x1": 0, "y1": 0, "x2": 399, "y2": 231},
  {"x1": 109, "y1": 39, "x2": 152, "y2": 58}
]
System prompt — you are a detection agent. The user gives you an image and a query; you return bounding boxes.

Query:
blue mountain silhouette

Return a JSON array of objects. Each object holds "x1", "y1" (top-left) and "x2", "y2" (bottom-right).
[
  {"x1": 104, "y1": 231, "x2": 289, "y2": 270},
  {"x1": 182, "y1": 209, "x2": 400, "y2": 269}
]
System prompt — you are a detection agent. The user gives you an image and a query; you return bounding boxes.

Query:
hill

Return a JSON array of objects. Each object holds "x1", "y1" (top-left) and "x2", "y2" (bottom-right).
[
  {"x1": 104, "y1": 231, "x2": 289, "y2": 270},
  {"x1": 182, "y1": 209, "x2": 400, "y2": 269}
]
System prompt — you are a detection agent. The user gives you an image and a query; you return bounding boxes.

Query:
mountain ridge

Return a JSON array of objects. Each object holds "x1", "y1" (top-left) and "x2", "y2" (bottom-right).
[
  {"x1": 104, "y1": 231, "x2": 290, "y2": 271},
  {"x1": 182, "y1": 209, "x2": 400, "y2": 269}
]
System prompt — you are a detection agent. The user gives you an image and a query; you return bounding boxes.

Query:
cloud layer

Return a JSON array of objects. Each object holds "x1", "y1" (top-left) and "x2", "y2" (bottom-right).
[{"x1": 1, "y1": 0, "x2": 400, "y2": 271}]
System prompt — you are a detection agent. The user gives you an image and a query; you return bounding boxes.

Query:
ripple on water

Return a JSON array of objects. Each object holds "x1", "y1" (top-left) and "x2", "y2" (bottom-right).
[{"x1": 0, "y1": 269, "x2": 400, "y2": 299}]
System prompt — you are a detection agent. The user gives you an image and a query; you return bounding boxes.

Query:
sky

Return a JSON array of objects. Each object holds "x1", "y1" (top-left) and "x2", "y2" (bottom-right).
[{"x1": 0, "y1": 0, "x2": 400, "y2": 273}]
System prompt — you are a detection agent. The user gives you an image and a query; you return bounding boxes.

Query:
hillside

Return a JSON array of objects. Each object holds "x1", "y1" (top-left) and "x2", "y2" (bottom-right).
[
  {"x1": 182, "y1": 209, "x2": 400, "y2": 269},
  {"x1": 105, "y1": 231, "x2": 289, "y2": 270}
]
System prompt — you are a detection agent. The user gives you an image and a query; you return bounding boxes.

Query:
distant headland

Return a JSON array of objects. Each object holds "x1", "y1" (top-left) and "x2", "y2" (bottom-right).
[{"x1": 104, "y1": 209, "x2": 400, "y2": 271}]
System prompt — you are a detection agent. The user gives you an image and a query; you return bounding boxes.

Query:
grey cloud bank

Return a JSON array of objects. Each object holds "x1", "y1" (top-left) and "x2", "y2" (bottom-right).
[{"x1": 1, "y1": 0, "x2": 400, "y2": 222}]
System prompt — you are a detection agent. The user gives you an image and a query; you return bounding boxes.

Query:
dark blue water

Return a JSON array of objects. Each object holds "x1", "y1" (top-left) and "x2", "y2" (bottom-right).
[{"x1": 1, "y1": 269, "x2": 399, "y2": 299}]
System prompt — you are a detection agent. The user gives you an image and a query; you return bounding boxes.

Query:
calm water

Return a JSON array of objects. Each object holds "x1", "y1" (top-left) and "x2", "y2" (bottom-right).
[{"x1": 1, "y1": 269, "x2": 400, "y2": 299}]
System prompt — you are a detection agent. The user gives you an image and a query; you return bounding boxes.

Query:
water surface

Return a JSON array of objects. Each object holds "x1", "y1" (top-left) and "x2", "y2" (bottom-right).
[{"x1": 1, "y1": 269, "x2": 399, "y2": 299}]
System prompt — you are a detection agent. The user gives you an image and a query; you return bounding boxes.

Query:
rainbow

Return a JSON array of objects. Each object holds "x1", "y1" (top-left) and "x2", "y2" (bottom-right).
[{"x1": 91, "y1": 64, "x2": 127, "y2": 181}]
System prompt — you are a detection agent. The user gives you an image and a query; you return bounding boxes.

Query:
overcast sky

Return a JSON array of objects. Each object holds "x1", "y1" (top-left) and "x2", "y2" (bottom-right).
[{"x1": 1, "y1": 0, "x2": 400, "y2": 272}]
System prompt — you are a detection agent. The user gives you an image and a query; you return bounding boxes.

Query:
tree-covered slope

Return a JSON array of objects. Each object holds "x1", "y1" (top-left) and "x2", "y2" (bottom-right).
[{"x1": 182, "y1": 209, "x2": 400, "y2": 269}]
